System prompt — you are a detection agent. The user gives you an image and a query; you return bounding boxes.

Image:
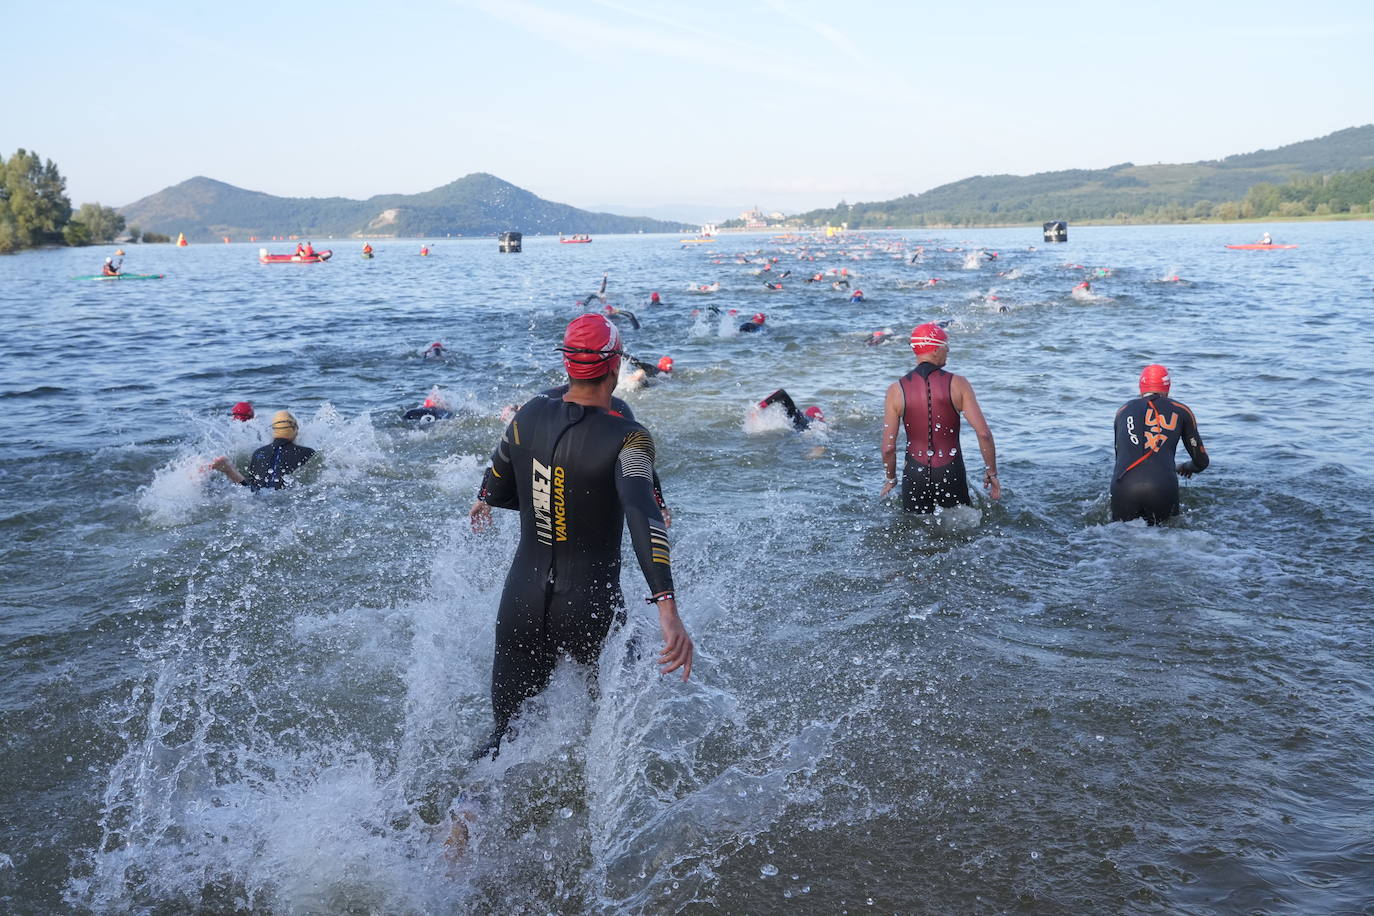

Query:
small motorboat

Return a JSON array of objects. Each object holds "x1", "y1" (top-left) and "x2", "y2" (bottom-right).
[{"x1": 560, "y1": 234, "x2": 593, "y2": 243}]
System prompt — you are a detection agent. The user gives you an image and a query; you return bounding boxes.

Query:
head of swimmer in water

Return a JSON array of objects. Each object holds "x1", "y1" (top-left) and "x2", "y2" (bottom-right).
[
  {"x1": 558, "y1": 313, "x2": 623, "y2": 387},
  {"x1": 909, "y1": 322, "x2": 949, "y2": 366},
  {"x1": 1138, "y1": 364, "x2": 1171, "y2": 396},
  {"x1": 271, "y1": 410, "x2": 300, "y2": 441}
]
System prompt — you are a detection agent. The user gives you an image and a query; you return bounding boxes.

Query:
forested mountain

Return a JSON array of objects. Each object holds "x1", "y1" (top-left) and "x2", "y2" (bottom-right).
[
  {"x1": 119, "y1": 174, "x2": 692, "y2": 240},
  {"x1": 794, "y1": 125, "x2": 1374, "y2": 228}
]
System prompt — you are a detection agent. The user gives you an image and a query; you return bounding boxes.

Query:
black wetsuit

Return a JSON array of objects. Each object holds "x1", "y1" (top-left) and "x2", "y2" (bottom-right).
[
  {"x1": 476, "y1": 392, "x2": 673, "y2": 754},
  {"x1": 739, "y1": 321, "x2": 764, "y2": 333},
  {"x1": 760, "y1": 389, "x2": 811, "y2": 431},
  {"x1": 627, "y1": 356, "x2": 665, "y2": 379},
  {"x1": 402, "y1": 406, "x2": 453, "y2": 422},
  {"x1": 241, "y1": 439, "x2": 316, "y2": 492},
  {"x1": 542, "y1": 385, "x2": 668, "y2": 512},
  {"x1": 897, "y1": 363, "x2": 970, "y2": 513},
  {"x1": 1111, "y1": 394, "x2": 1208, "y2": 524}
]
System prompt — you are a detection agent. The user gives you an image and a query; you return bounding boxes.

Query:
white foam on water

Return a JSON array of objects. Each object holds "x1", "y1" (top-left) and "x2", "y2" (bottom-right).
[
  {"x1": 136, "y1": 453, "x2": 216, "y2": 526},
  {"x1": 743, "y1": 403, "x2": 795, "y2": 435},
  {"x1": 300, "y1": 404, "x2": 386, "y2": 486},
  {"x1": 1070, "y1": 287, "x2": 1113, "y2": 303}
]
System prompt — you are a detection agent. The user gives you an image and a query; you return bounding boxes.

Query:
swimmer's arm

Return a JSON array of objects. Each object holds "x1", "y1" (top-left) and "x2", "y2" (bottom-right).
[
  {"x1": 210, "y1": 455, "x2": 246, "y2": 485},
  {"x1": 879, "y1": 382, "x2": 903, "y2": 498},
  {"x1": 616, "y1": 431, "x2": 675, "y2": 596},
  {"x1": 1176, "y1": 403, "x2": 1209, "y2": 476},
  {"x1": 617, "y1": 430, "x2": 692, "y2": 680},
  {"x1": 476, "y1": 426, "x2": 519, "y2": 510},
  {"x1": 953, "y1": 376, "x2": 1001, "y2": 500}
]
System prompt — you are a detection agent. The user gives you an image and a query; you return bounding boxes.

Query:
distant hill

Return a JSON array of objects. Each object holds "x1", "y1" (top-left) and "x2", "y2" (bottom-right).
[
  {"x1": 119, "y1": 173, "x2": 693, "y2": 240},
  {"x1": 793, "y1": 125, "x2": 1374, "y2": 227}
]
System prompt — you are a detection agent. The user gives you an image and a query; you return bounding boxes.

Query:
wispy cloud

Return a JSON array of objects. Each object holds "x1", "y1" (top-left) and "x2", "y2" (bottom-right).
[
  {"x1": 755, "y1": 0, "x2": 914, "y2": 90},
  {"x1": 465, "y1": 0, "x2": 840, "y2": 89}
]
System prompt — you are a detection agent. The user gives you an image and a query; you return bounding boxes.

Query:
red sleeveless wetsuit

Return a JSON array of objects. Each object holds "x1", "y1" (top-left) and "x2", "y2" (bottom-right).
[{"x1": 897, "y1": 364, "x2": 970, "y2": 512}]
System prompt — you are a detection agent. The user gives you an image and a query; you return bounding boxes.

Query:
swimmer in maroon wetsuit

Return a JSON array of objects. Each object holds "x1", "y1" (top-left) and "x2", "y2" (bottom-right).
[
  {"x1": 468, "y1": 314, "x2": 692, "y2": 759},
  {"x1": 879, "y1": 323, "x2": 1000, "y2": 512},
  {"x1": 1110, "y1": 363, "x2": 1209, "y2": 524}
]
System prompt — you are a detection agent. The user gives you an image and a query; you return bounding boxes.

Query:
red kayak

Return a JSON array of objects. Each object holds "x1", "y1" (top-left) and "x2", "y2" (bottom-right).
[
  {"x1": 259, "y1": 248, "x2": 333, "y2": 263},
  {"x1": 1225, "y1": 244, "x2": 1298, "y2": 250}
]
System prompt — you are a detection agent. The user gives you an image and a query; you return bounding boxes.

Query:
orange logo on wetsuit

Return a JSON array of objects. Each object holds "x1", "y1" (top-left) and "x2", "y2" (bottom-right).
[{"x1": 1141, "y1": 404, "x2": 1178, "y2": 454}]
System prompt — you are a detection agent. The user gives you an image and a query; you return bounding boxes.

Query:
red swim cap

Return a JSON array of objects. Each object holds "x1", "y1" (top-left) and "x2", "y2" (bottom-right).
[
  {"x1": 657, "y1": 356, "x2": 674, "y2": 372},
  {"x1": 910, "y1": 322, "x2": 948, "y2": 355},
  {"x1": 803, "y1": 406, "x2": 824, "y2": 422},
  {"x1": 650, "y1": 291, "x2": 661, "y2": 302},
  {"x1": 431, "y1": 342, "x2": 443, "y2": 349},
  {"x1": 752, "y1": 313, "x2": 766, "y2": 324},
  {"x1": 1139, "y1": 364, "x2": 1171, "y2": 394},
  {"x1": 231, "y1": 401, "x2": 255, "y2": 421},
  {"x1": 559, "y1": 314, "x2": 622, "y2": 379}
]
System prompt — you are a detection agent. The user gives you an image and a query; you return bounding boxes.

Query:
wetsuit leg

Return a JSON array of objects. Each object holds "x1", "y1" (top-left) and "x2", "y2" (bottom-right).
[
  {"x1": 488, "y1": 576, "x2": 558, "y2": 746},
  {"x1": 901, "y1": 455, "x2": 970, "y2": 514},
  {"x1": 1110, "y1": 477, "x2": 1179, "y2": 525},
  {"x1": 549, "y1": 587, "x2": 625, "y2": 666}
]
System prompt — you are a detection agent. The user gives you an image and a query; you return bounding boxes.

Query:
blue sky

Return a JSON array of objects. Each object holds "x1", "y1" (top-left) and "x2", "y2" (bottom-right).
[{"x1": 7, "y1": 0, "x2": 1372, "y2": 221}]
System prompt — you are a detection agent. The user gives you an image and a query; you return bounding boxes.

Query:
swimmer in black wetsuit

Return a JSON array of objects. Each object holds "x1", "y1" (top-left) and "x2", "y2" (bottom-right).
[
  {"x1": 211, "y1": 410, "x2": 316, "y2": 491},
  {"x1": 468, "y1": 314, "x2": 692, "y2": 759},
  {"x1": 603, "y1": 305, "x2": 640, "y2": 330},
  {"x1": 1110, "y1": 363, "x2": 1209, "y2": 524},
  {"x1": 759, "y1": 389, "x2": 823, "y2": 431},
  {"x1": 577, "y1": 272, "x2": 609, "y2": 307},
  {"x1": 880, "y1": 323, "x2": 1000, "y2": 512},
  {"x1": 739, "y1": 313, "x2": 766, "y2": 333}
]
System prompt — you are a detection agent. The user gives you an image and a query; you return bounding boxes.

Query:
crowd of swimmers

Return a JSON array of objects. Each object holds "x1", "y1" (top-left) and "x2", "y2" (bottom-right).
[{"x1": 195, "y1": 240, "x2": 1213, "y2": 855}]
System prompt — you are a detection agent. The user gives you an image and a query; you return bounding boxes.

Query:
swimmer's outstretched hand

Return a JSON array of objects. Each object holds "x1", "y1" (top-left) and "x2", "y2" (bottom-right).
[
  {"x1": 469, "y1": 500, "x2": 493, "y2": 532},
  {"x1": 656, "y1": 597, "x2": 693, "y2": 681},
  {"x1": 208, "y1": 456, "x2": 245, "y2": 484},
  {"x1": 983, "y1": 470, "x2": 1002, "y2": 500}
]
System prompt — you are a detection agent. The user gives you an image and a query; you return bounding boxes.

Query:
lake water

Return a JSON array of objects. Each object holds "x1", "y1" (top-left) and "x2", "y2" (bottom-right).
[{"x1": 1, "y1": 224, "x2": 1372, "y2": 913}]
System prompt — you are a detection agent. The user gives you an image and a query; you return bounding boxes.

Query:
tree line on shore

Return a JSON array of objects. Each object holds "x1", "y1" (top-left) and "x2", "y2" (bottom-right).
[
  {"x1": 781, "y1": 164, "x2": 1374, "y2": 230},
  {"x1": 0, "y1": 149, "x2": 168, "y2": 254},
  {"x1": 7, "y1": 145, "x2": 1374, "y2": 252}
]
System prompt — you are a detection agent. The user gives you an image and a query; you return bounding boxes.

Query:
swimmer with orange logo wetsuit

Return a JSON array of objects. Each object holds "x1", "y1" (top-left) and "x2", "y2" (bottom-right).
[
  {"x1": 467, "y1": 314, "x2": 691, "y2": 759},
  {"x1": 1110, "y1": 364, "x2": 1208, "y2": 524}
]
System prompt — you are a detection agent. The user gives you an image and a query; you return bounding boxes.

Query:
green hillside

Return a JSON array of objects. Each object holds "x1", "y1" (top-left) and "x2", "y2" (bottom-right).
[
  {"x1": 793, "y1": 125, "x2": 1374, "y2": 228},
  {"x1": 119, "y1": 174, "x2": 691, "y2": 240}
]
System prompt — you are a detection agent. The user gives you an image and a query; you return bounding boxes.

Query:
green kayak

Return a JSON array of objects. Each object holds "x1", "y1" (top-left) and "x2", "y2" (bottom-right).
[{"x1": 75, "y1": 273, "x2": 166, "y2": 281}]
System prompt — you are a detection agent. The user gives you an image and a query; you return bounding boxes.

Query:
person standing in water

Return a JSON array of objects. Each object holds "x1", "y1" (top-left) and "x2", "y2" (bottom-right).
[
  {"x1": 879, "y1": 323, "x2": 1000, "y2": 512},
  {"x1": 211, "y1": 410, "x2": 316, "y2": 491},
  {"x1": 1110, "y1": 364, "x2": 1209, "y2": 524},
  {"x1": 468, "y1": 314, "x2": 692, "y2": 759}
]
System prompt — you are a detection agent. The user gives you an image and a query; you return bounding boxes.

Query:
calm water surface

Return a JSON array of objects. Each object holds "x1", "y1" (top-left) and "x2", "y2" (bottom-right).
[{"x1": 1, "y1": 224, "x2": 1372, "y2": 913}]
